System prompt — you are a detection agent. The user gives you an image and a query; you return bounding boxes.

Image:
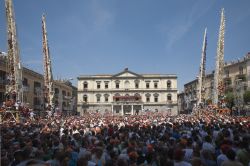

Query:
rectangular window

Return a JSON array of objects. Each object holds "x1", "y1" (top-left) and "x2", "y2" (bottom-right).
[
  {"x1": 97, "y1": 97, "x2": 100, "y2": 102},
  {"x1": 146, "y1": 97, "x2": 150, "y2": 102},
  {"x1": 84, "y1": 98, "x2": 87, "y2": 102},
  {"x1": 154, "y1": 83, "x2": 158, "y2": 89},
  {"x1": 105, "y1": 97, "x2": 108, "y2": 102},
  {"x1": 105, "y1": 83, "x2": 108, "y2": 89},
  {"x1": 34, "y1": 82, "x2": 42, "y2": 94},
  {"x1": 146, "y1": 82, "x2": 150, "y2": 89},
  {"x1": 154, "y1": 97, "x2": 158, "y2": 102},
  {"x1": 97, "y1": 83, "x2": 101, "y2": 89},
  {"x1": 55, "y1": 88, "x2": 59, "y2": 95},
  {"x1": 116, "y1": 83, "x2": 119, "y2": 89},
  {"x1": 84, "y1": 83, "x2": 88, "y2": 89},
  {"x1": 239, "y1": 66, "x2": 243, "y2": 75},
  {"x1": 33, "y1": 97, "x2": 40, "y2": 105},
  {"x1": 23, "y1": 95, "x2": 27, "y2": 103},
  {"x1": 135, "y1": 83, "x2": 139, "y2": 89},
  {"x1": 225, "y1": 70, "x2": 229, "y2": 78},
  {"x1": 23, "y1": 78, "x2": 28, "y2": 86}
]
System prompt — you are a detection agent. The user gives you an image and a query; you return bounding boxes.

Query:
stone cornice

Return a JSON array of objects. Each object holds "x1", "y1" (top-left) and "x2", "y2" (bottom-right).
[
  {"x1": 77, "y1": 75, "x2": 177, "y2": 80},
  {"x1": 78, "y1": 88, "x2": 178, "y2": 93}
]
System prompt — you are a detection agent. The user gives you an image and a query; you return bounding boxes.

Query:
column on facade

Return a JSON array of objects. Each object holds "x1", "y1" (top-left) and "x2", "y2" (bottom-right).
[
  {"x1": 111, "y1": 104, "x2": 113, "y2": 115},
  {"x1": 132, "y1": 104, "x2": 134, "y2": 115},
  {"x1": 121, "y1": 104, "x2": 124, "y2": 116}
]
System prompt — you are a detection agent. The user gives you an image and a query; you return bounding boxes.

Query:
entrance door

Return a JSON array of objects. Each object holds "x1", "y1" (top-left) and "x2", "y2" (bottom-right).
[
  {"x1": 123, "y1": 105, "x2": 132, "y2": 115},
  {"x1": 134, "y1": 105, "x2": 142, "y2": 115},
  {"x1": 113, "y1": 105, "x2": 121, "y2": 114}
]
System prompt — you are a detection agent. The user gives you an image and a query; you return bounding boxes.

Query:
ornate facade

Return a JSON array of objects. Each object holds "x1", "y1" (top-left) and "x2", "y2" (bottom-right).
[
  {"x1": 182, "y1": 52, "x2": 250, "y2": 112},
  {"x1": 77, "y1": 68, "x2": 178, "y2": 115}
]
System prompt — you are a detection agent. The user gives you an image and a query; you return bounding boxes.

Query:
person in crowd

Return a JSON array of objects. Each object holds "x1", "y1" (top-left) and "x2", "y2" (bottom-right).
[
  {"x1": 222, "y1": 148, "x2": 243, "y2": 166},
  {"x1": 0, "y1": 110, "x2": 249, "y2": 166}
]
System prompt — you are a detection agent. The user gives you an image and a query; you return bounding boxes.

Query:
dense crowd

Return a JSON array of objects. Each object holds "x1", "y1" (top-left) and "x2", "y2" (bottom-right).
[{"x1": 1, "y1": 110, "x2": 250, "y2": 166}]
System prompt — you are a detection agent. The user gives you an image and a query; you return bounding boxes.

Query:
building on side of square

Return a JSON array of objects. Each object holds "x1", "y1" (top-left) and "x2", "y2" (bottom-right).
[
  {"x1": 183, "y1": 52, "x2": 250, "y2": 112},
  {"x1": 0, "y1": 51, "x2": 77, "y2": 115},
  {"x1": 77, "y1": 68, "x2": 178, "y2": 115}
]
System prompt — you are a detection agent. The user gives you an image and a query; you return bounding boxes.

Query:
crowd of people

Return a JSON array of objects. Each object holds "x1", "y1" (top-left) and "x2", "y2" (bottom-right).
[{"x1": 1, "y1": 110, "x2": 250, "y2": 166}]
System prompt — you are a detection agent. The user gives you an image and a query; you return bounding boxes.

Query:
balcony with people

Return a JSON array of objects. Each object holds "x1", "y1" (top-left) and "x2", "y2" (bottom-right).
[{"x1": 113, "y1": 94, "x2": 142, "y2": 103}]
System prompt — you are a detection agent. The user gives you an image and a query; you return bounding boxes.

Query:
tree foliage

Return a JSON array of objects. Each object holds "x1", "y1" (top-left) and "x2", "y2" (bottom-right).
[
  {"x1": 243, "y1": 90, "x2": 250, "y2": 104},
  {"x1": 225, "y1": 92, "x2": 234, "y2": 108}
]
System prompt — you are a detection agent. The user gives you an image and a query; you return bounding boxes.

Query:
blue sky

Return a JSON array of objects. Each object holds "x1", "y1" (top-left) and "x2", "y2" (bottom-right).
[{"x1": 0, "y1": 0, "x2": 250, "y2": 91}]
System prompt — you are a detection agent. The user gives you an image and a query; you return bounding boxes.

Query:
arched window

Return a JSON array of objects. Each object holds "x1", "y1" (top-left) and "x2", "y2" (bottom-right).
[
  {"x1": 167, "y1": 94, "x2": 172, "y2": 101},
  {"x1": 83, "y1": 95, "x2": 88, "y2": 102},
  {"x1": 83, "y1": 81, "x2": 88, "y2": 89},
  {"x1": 153, "y1": 93, "x2": 159, "y2": 102},
  {"x1": 167, "y1": 80, "x2": 171, "y2": 89},
  {"x1": 96, "y1": 94, "x2": 101, "y2": 102}
]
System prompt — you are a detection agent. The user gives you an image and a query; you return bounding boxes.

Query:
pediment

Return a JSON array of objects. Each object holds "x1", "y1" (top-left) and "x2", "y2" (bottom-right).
[{"x1": 112, "y1": 68, "x2": 142, "y2": 78}]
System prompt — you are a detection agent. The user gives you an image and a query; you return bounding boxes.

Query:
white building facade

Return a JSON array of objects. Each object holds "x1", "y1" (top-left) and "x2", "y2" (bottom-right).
[{"x1": 77, "y1": 69, "x2": 178, "y2": 116}]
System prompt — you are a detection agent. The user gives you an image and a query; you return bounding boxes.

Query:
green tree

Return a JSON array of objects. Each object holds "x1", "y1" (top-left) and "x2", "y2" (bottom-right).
[
  {"x1": 225, "y1": 92, "x2": 234, "y2": 109},
  {"x1": 243, "y1": 90, "x2": 250, "y2": 104}
]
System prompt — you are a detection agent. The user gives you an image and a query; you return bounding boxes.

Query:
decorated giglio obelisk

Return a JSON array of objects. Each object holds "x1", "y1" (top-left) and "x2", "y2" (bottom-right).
[
  {"x1": 197, "y1": 28, "x2": 207, "y2": 106},
  {"x1": 42, "y1": 14, "x2": 55, "y2": 110},
  {"x1": 213, "y1": 8, "x2": 225, "y2": 106},
  {"x1": 5, "y1": 0, "x2": 23, "y2": 102}
]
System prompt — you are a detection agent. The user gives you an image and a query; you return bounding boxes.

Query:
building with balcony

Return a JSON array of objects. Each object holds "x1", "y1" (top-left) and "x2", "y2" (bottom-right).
[
  {"x1": 54, "y1": 80, "x2": 76, "y2": 115},
  {"x1": 183, "y1": 52, "x2": 250, "y2": 111},
  {"x1": 77, "y1": 68, "x2": 178, "y2": 115},
  {"x1": 177, "y1": 92, "x2": 185, "y2": 114},
  {"x1": 0, "y1": 52, "x2": 76, "y2": 114}
]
